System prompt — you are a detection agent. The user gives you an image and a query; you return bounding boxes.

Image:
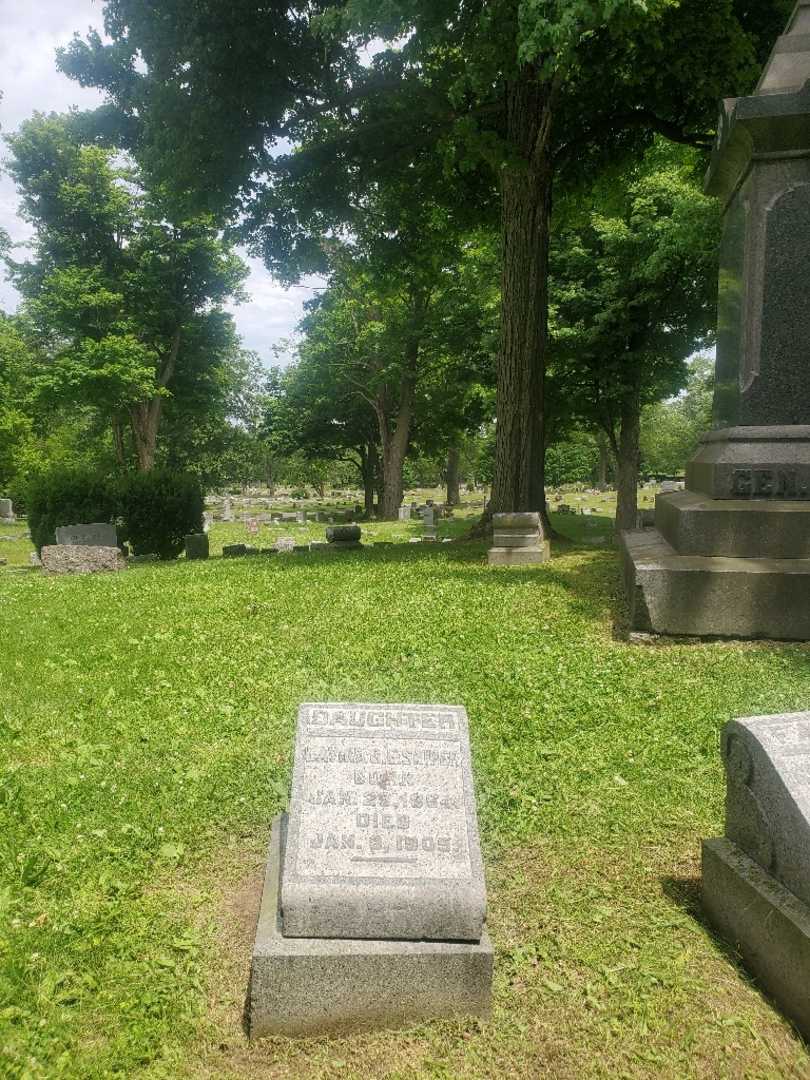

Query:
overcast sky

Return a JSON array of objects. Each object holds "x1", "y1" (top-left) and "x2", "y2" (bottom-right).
[{"x1": 0, "y1": 0, "x2": 318, "y2": 364}]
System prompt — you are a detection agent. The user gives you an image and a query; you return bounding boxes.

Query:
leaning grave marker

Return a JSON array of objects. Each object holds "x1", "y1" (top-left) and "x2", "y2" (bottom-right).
[{"x1": 249, "y1": 702, "x2": 492, "y2": 1037}]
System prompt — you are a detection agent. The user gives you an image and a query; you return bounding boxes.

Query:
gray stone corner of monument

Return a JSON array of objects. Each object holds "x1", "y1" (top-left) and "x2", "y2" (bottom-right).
[
  {"x1": 622, "y1": 3, "x2": 810, "y2": 640},
  {"x1": 702, "y1": 710, "x2": 810, "y2": 1039},
  {"x1": 248, "y1": 702, "x2": 493, "y2": 1038},
  {"x1": 488, "y1": 511, "x2": 550, "y2": 567}
]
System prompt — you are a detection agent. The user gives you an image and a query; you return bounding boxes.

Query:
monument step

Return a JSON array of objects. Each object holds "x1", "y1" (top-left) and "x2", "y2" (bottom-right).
[
  {"x1": 656, "y1": 490, "x2": 810, "y2": 558},
  {"x1": 620, "y1": 528, "x2": 810, "y2": 639}
]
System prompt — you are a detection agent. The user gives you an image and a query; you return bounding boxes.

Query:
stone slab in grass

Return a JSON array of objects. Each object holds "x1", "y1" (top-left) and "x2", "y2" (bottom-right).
[
  {"x1": 41, "y1": 544, "x2": 126, "y2": 574},
  {"x1": 249, "y1": 815, "x2": 493, "y2": 1038},
  {"x1": 281, "y1": 702, "x2": 487, "y2": 942}
]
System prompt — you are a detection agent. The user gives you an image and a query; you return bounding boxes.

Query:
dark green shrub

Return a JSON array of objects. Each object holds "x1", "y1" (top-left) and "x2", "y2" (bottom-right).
[
  {"x1": 24, "y1": 468, "x2": 119, "y2": 554},
  {"x1": 118, "y1": 470, "x2": 203, "y2": 560}
]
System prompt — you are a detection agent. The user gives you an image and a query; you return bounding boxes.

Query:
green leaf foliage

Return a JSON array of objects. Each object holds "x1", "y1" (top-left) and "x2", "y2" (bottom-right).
[{"x1": 116, "y1": 470, "x2": 204, "y2": 559}]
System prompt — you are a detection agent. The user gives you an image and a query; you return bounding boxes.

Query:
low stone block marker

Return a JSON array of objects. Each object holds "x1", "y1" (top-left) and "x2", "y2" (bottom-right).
[
  {"x1": 249, "y1": 702, "x2": 493, "y2": 1037},
  {"x1": 222, "y1": 543, "x2": 247, "y2": 558},
  {"x1": 184, "y1": 533, "x2": 209, "y2": 560},
  {"x1": 488, "y1": 511, "x2": 550, "y2": 566},
  {"x1": 41, "y1": 545, "x2": 126, "y2": 574},
  {"x1": 55, "y1": 522, "x2": 117, "y2": 547},
  {"x1": 0, "y1": 498, "x2": 15, "y2": 521},
  {"x1": 325, "y1": 524, "x2": 362, "y2": 550},
  {"x1": 703, "y1": 711, "x2": 810, "y2": 1038}
]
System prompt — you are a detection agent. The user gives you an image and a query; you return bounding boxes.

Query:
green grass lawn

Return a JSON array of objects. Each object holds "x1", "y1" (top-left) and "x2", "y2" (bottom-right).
[{"x1": 2, "y1": 521, "x2": 810, "y2": 1078}]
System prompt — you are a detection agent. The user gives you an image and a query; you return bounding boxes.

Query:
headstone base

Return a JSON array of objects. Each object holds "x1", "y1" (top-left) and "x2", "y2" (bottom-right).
[
  {"x1": 249, "y1": 816, "x2": 493, "y2": 1039},
  {"x1": 702, "y1": 837, "x2": 810, "y2": 1041},
  {"x1": 488, "y1": 542, "x2": 550, "y2": 567},
  {"x1": 41, "y1": 545, "x2": 126, "y2": 574},
  {"x1": 620, "y1": 529, "x2": 810, "y2": 639}
]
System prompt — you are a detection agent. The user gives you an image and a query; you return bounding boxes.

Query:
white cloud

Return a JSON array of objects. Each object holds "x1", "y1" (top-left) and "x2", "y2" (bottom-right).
[{"x1": 0, "y1": 0, "x2": 317, "y2": 364}]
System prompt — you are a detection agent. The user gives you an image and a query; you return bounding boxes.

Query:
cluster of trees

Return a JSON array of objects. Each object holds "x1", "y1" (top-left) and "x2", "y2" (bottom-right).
[{"x1": 1, "y1": 1, "x2": 793, "y2": 519}]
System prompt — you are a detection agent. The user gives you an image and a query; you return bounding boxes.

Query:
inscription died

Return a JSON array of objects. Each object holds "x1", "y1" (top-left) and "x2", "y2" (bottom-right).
[
  {"x1": 293, "y1": 706, "x2": 471, "y2": 880},
  {"x1": 281, "y1": 702, "x2": 487, "y2": 941}
]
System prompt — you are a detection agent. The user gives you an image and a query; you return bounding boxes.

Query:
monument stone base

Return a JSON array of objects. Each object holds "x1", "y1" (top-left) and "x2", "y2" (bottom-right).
[
  {"x1": 488, "y1": 542, "x2": 551, "y2": 567},
  {"x1": 249, "y1": 816, "x2": 493, "y2": 1038},
  {"x1": 620, "y1": 529, "x2": 810, "y2": 640},
  {"x1": 702, "y1": 837, "x2": 810, "y2": 1041}
]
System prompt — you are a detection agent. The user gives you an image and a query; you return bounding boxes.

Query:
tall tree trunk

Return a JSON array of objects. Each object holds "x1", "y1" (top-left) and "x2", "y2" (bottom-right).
[
  {"x1": 491, "y1": 64, "x2": 555, "y2": 536},
  {"x1": 378, "y1": 379, "x2": 413, "y2": 519},
  {"x1": 614, "y1": 381, "x2": 642, "y2": 532},
  {"x1": 129, "y1": 397, "x2": 162, "y2": 471},
  {"x1": 127, "y1": 328, "x2": 180, "y2": 471},
  {"x1": 112, "y1": 415, "x2": 126, "y2": 467},
  {"x1": 365, "y1": 441, "x2": 379, "y2": 517},
  {"x1": 446, "y1": 444, "x2": 461, "y2": 506}
]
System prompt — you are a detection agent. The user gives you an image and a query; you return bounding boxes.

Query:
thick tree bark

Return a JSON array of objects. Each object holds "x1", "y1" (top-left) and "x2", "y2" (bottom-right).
[
  {"x1": 378, "y1": 377, "x2": 413, "y2": 519},
  {"x1": 446, "y1": 444, "x2": 461, "y2": 506},
  {"x1": 112, "y1": 416, "x2": 126, "y2": 467},
  {"x1": 359, "y1": 441, "x2": 379, "y2": 517},
  {"x1": 129, "y1": 398, "x2": 162, "y2": 471},
  {"x1": 614, "y1": 380, "x2": 642, "y2": 532},
  {"x1": 128, "y1": 328, "x2": 181, "y2": 471},
  {"x1": 491, "y1": 64, "x2": 555, "y2": 535}
]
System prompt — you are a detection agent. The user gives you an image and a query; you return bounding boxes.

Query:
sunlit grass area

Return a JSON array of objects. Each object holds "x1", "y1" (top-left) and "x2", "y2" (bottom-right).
[{"x1": 2, "y1": 519, "x2": 810, "y2": 1077}]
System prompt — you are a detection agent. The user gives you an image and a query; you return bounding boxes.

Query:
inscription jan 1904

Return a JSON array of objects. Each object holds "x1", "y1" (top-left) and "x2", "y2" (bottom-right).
[
  {"x1": 292, "y1": 704, "x2": 472, "y2": 881},
  {"x1": 281, "y1": 702, "x2": 487, "y2": 942}
]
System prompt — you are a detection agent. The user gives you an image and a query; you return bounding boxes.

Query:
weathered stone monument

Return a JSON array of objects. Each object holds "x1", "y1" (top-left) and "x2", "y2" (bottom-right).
[
  {"x1": 488, "y1": 512, "x2": 550, "y2": 567},
  {"x1": 326, "y1": 525, "x2": 362, "y2": 550},
  {"x1": 0, "y1": 498, "x2": 14, "y2": 521},
  {"x1": 397, "y1": 505, "x2": 412, "y2": 522},
  {"x1": 249, "y1": 702, "x2": 492, "y2": 1037},
  {"x1": 703, "y1": 711, "x2": 810, "y2": 1038},
  {"x1": 621, "y1": 2, "x2": 810, "y2": 639},
  {"x1": 184, "y1": 533, "x2": 209, "y2": 560},
  {"x1": 55, "y1": 523, "x2": 117, "y2": 548}
]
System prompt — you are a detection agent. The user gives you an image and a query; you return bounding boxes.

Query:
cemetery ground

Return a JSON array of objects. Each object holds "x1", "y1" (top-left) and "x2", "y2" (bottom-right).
[{"x1": 2, "y1": 498, "x2": 810, "y2": 1078}]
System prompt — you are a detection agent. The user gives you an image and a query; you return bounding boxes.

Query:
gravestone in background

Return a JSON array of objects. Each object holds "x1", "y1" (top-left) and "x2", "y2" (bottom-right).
[
  {"x1": 184, "y1": 533, "x2": 209, "y2": 560},
  {"x1": 325, "y1": 525, "x2": 362, "y2": 550},
  {"x1": 488, "y1": 512, "x2": 550, "y2": 566},
  {"x1": 55, "y1": 523, "x2": 117, "y2": 548},
  {"x1": 0, "y1": 498, "x2": 14, "y2": 521},
  {"x1": 249, "y1": 702, "x2": 492, "y2": 1037},
  {"x1": 703, "y1": 711, "x2": 810, "y2": 1038},
  {"x1": 621, "y1": 1, "x2": 810, "y2": 639}
]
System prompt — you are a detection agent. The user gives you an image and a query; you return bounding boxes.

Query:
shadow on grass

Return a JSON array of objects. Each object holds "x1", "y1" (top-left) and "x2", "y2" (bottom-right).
[{"x1": 662, "y1": 872, "x2": 810, "y2": 1046}]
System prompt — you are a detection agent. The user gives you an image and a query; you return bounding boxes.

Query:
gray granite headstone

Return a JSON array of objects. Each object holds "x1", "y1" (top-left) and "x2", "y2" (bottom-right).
[
  {"x1": 281, "y1": 702, "x2": 486, "y2": 942},
  {"x1": 703, "y1": 708, "x2": 810, "y2": 1039},
  {"x1": 55, "y1": 522, "x2": 117, "y2": 547},
  {"x1": 0, "y1": 498, "x2": 13, "y2": 520},
  {"x1": 723, "y1": 712, "x2": 810, "y2": 905}
]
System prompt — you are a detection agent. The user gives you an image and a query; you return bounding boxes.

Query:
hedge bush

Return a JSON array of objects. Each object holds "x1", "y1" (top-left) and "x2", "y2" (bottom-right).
[
  {"x1": 117, "y1": 470, "x2": 203, "y2": 560},
  {"x1": 25, "y1": 467, "x2": 204, "y2": 559},
  {"x1": 25, "y1": 467, "x2": 119, "y2": 554}
]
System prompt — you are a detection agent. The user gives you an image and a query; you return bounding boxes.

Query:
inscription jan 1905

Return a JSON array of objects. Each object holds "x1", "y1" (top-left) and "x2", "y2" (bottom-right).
[{"x1": 292, "y1": 705, "x2": 472, "y2": 881}]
